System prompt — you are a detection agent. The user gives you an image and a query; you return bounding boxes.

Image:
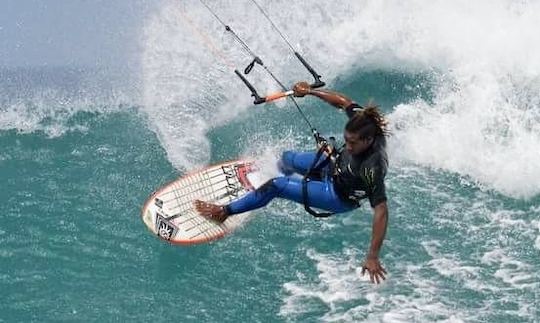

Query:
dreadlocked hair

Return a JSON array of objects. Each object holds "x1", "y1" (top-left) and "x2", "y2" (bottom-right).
[{"x1": 345, "y1": 104, "x2": 390, "y2": 139}]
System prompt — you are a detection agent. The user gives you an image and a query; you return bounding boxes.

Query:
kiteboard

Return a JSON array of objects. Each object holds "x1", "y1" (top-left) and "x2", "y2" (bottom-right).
[{"x1": 141, "y1": 160, "x2": 260, "y2": 245}]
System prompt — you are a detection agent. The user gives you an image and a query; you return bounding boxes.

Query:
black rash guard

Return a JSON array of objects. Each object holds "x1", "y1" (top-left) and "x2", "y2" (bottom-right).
[{"x1": 333, "y1": 104, "x2": 388, "y2": 208}]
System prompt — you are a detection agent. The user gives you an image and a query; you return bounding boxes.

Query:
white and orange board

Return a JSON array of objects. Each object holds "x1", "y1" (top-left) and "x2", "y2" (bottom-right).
[{"x1": 141, "y1": 160, "x2": 259, "y2": 245}]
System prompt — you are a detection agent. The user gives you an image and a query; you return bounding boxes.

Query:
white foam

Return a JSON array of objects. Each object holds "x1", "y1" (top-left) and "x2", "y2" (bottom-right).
[
  {"x1": 534, "y1": 220, "x2": 540, "y2": 251},
  {"x1": 0, "y1": 97, "x2": 105, "y2": 138},
  {"x1": 481, "y1": 249, "x2": 539, "y2": 290},
  {"x1": 280, "y1": 248, "x2": 366, "y2": 318},
  {"x1": 0, "y1": 68, "x2": 137, "y2": 137},
  {"x1": 280, "y1": 248, "x2": 470, "y2": 322},
  {"x1": 361, "y1": 0, "x2": 540, "y2": 198},
  {"x1": 389, "y1": 73, "x2": 540, "y2": 198}
]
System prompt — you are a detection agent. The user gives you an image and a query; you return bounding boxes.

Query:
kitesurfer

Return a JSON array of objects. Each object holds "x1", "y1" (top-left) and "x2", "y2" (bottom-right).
[{"x1": 195, "y1": 81, "x2": 390, "y2": 284}]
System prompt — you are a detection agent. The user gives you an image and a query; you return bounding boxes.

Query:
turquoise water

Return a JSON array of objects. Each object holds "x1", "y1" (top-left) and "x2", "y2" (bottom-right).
[
  {"x1": 3, "y1": 1, "x2": 540, "y2": 322},
  {"x1": 2, "y1": 70, "x2": 539, "y2": 322}
]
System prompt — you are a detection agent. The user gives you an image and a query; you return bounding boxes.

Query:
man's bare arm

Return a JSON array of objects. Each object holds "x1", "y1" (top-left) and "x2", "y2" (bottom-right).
[
  {"x1": 293, "y1": 81, "x2": 353, "y2": 110},
  {"x1": 361, "y1": 201, "x2": 388, "y2": 284}
]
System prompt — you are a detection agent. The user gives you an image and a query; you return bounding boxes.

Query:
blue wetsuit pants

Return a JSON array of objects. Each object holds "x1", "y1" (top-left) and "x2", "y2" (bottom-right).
[{"x1": 225, "y1": 151, "x2": 355, "y2": 215}]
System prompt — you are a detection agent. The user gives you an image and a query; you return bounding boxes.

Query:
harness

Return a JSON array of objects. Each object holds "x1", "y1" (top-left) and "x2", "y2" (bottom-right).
[{"x1": 302, "y1": 135, "x2": 343, "y2": 218}]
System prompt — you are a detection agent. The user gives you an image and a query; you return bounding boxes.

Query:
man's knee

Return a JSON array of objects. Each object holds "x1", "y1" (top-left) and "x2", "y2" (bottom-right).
[{"x1": 278, "y1": 151, "x2": 296, "y2": 175}]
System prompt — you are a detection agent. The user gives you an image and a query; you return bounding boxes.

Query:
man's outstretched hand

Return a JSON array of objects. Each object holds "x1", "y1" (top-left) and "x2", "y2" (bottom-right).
[{"x1": 361, "y1": 257, "x2": 387, "y2": 284}]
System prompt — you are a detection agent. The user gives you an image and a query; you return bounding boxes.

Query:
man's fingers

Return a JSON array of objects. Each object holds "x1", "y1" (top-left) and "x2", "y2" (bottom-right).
[
  {"x1": 366, "y1": 268, "x2": 387, "y2": 284},
  {"x1": 376, "y1": 271, "x2": 385, "y2": 283},
  {"x1": 378, "y1": 265, "x2": 387, "y2": 282},
  {"x1": 362, "y1": 262, "x2": 388, "y2": 284}
]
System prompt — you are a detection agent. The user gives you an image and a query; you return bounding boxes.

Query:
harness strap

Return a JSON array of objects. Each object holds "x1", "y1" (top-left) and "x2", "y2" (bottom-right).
[{"x1": 302, "y1": 139, "x2": 336, "y2": 218}]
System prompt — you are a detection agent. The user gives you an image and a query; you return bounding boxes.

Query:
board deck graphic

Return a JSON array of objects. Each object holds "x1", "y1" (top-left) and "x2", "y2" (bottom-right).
[{"x1": 141, "y1": 160, "x2": 258, "y2": 244}]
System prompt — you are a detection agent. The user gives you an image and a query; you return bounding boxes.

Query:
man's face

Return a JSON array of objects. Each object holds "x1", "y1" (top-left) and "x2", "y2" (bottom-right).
[{"x1": 344, "y1": 131, "x2": 373, "y2": 155}]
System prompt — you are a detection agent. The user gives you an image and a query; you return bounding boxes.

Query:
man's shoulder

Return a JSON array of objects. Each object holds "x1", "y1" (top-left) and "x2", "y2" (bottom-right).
[
  {"x1": 360, "y1": 139, "x2": 387, "y2": 166},
  {"x1": 371, "y1": 137, "x2": 388, "y2": 164}
]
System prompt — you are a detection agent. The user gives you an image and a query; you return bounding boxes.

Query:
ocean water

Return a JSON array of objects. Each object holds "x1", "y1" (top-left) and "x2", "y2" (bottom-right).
[{"x1": 2, "y1": 0, "x2": 540, "y2": 322}]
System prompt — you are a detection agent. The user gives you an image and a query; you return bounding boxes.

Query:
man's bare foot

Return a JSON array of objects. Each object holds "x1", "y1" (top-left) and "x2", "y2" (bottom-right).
[{"x1": 194, "y1": 200, "x2": 229, "y2": 223}]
